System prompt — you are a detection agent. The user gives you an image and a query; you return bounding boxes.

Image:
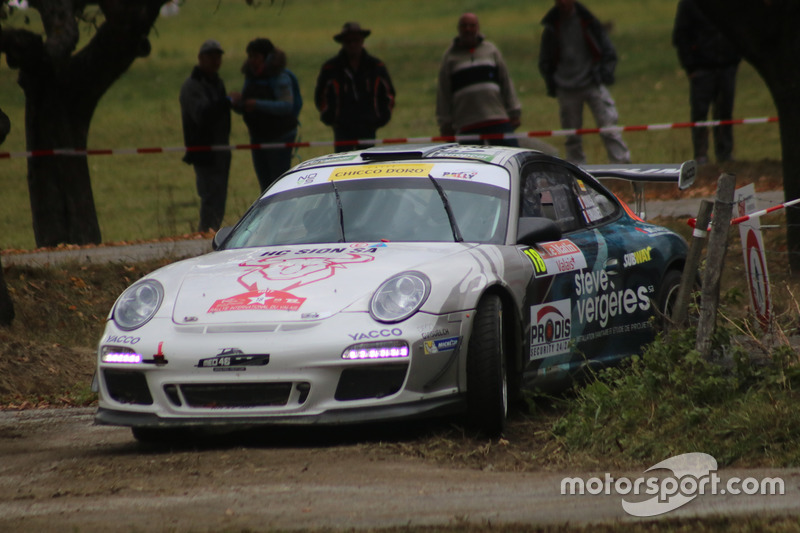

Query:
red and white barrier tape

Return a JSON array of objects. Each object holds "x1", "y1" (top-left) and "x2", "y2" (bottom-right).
[
  {"x1": 0, "y1": 116, "x2": 779, "y2": 160},
  {"x1": 688, "y1": 197, "x2": 800, "y2": 229}
]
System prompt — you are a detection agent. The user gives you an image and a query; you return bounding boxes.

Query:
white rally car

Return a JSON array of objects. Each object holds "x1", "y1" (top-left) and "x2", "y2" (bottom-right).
[{"x1": 94, "y1": 144, "x2": 694, "y2": 440}]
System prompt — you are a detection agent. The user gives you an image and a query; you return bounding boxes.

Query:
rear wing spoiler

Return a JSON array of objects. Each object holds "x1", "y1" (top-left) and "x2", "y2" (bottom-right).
[{"x1": 581, "y1": 161, "x2": 697, "y2": 219}]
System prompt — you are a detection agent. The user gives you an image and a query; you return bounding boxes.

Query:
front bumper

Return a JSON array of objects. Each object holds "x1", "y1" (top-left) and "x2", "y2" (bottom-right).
[
  {"x1": 94, "y1": 310, "x2": 472, "y2": 427},
  {"x1": 96, "y1": 394, "x2": 465, "y2": 428}
]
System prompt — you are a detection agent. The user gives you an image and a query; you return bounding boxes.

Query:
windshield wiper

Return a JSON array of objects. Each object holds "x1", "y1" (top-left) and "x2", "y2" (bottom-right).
[
  {"x1": 330, "y1": 180, "x2": 346, "y2": 242},
  {"x1": 428, "y1": 174, "x2": 464, "y2": 242}
]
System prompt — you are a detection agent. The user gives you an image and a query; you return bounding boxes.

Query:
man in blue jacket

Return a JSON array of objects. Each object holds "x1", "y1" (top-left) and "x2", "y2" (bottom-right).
[
  {"x1": 539, "y1": 0, "x2": 630, "y2": 165},
  {"x1": 231, "y1": 38, "x2": 299, "y2": 192}
]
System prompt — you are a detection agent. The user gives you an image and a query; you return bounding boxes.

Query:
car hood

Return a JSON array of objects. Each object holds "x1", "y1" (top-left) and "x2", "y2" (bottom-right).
[{"x1": 170, "y1": 243, "x2": 476, "y2": 325}]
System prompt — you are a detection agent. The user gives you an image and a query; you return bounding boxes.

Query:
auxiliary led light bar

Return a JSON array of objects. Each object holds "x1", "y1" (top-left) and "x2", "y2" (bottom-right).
[
  {"x1": 342, "y1": 341, "x2": 409, "y2": 360},
  {"x1": 101, "y1": 346, "x2": 143, "y2": 364}
]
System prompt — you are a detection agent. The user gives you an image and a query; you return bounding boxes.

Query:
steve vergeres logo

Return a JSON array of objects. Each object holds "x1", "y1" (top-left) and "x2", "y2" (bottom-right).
[{"x1": 561, "y1": 453, "x2": 785, "y2": 517}]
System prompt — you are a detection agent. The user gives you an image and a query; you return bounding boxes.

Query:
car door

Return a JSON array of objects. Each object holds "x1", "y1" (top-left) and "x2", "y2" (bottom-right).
[{"x1": 518, "y1": 161, "x2": 655, "y2": 386}]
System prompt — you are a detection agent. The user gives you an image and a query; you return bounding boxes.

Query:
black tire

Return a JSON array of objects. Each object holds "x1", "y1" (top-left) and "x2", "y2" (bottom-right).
[
  {"x1": 657, "y1": 269, "x2": 683, "y2": 328},
  {"x1": 466, "y1": 293, "x2": 508, "y2": 437}
]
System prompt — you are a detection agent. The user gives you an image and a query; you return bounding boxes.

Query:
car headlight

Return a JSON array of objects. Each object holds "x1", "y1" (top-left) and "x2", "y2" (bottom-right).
[
  {"x1": 113, "y1": 280, "x2": 164, "y2": 331},
  {"x1": 370, "y1": 271, "x2": 430, "y2": 323}
]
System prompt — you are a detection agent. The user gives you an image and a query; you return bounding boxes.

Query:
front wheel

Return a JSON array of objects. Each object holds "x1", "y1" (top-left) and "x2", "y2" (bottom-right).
[{"x1": 466, "y1": 293, "x2": 508, "y2": 437}]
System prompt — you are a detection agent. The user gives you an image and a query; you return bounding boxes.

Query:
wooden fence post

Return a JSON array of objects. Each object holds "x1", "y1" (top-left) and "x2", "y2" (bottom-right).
[
  {"x1": 671, "y1": 199, "x2": 713, "y2": 327},
  {"x1": 695, "y1": 173, "x2": 736, "y2": 358}
]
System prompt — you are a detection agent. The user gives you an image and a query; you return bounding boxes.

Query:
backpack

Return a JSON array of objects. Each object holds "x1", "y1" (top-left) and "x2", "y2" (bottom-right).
[{"x1": 285, "y1": 68, "x2": 303, "y2": 120}]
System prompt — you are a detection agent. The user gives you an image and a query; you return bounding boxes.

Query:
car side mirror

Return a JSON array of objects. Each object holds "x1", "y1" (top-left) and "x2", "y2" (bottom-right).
[
  {"x1": 212, "y1": 226, "x2": 233, "y2": 250},
  {"x1": 516, "y1": 217, "x2": 562, "y2": 246}
]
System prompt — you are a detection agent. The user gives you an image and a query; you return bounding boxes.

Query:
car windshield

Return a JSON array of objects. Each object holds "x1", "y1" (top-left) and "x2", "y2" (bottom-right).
[{"x1": 224, "y1": 177, "x2": 509, "y2": 247}]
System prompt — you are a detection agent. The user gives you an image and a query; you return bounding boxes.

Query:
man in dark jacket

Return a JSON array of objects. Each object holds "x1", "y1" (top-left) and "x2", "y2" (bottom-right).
[
  {"x1": 673, "y1": 0, "x2": 741, "y2": 164},
  {"x1": 314, "y1": 22, "x2": 396, "y2": 152},
  {"x1": 539, "y1": 0, "x2": 630, "y2": 164},
  {"x1": 179, "y1": 39, "x2": 232, "y2": 232}
]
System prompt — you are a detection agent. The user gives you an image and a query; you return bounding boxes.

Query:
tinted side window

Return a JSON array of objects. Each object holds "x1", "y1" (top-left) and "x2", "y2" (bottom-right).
[
  {"x1": 520, "y1": 162, "x2": 620, "y2": 232},
  {"x1": 573, "y1": 176, "x2": 620, "y2": 227},
  {"x1": 520, "y1": 163, "x2": 581, "y2": 233}
]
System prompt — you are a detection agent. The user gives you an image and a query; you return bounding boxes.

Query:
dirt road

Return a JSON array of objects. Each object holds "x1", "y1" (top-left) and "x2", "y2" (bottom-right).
[{"x1": 1, "y1": 409, "x2": 798, "y2": 532}]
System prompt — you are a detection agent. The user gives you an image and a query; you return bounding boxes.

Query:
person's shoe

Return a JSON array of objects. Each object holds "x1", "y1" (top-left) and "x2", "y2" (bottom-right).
[{"x1": 695, "y1": 155, "x2": 709, "y2": 165}]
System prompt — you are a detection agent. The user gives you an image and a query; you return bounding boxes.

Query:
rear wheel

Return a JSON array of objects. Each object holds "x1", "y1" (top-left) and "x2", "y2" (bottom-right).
[
  {"x1": 657, "y1": 269, "x2": 683, "y2": 328},
  {"x1": 466, "y1": 293, "x2": 508, "y2": 437}
]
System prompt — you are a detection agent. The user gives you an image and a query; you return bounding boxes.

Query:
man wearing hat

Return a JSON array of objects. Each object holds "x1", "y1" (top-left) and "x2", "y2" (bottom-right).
[
  {"x1": 314, "y1": 22, "x2": 396, "y2": 152},
  {"x1": 179, "y1": 39, "x2": 232, "y2": 232}
]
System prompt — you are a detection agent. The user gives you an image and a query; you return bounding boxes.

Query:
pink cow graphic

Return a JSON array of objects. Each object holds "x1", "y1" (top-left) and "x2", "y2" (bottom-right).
[{"x1": 209, "y1": 253, "x2": 375, "y2": 313}]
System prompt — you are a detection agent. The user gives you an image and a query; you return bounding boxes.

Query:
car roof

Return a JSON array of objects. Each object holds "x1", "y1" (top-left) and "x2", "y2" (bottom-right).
[
  {"x1": 264, "y1": 144, "x2": 550, "y2": 198},
  {"x1": 292, "y1": 143, "x2": 539, "y2": 171}
]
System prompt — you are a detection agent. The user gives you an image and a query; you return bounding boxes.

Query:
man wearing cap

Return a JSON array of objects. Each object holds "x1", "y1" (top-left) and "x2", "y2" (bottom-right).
[
  {"x1": 436, "y1": 13, "x2": 521, "y2": 146},
  {"x1": 179, "y1": 39, "x2": 232, "y2": 232},
  {"x1": 314, "y1": 22, "x2": 396, "y2": 152}
]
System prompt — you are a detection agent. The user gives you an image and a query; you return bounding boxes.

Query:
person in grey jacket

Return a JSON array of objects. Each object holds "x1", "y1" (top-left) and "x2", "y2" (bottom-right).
[
  {"x1": 180, "y1": 39, "x2": 232, "y2": 232},
  {"x1": 673, "y1": 0, "x2": 741, "y2": 164},
  {"x1": 437, "y1": 12, "x2": 521, "y2": 146},
  {"x1": 539, "y1": 0, "x2": 630, "y2": 164}
]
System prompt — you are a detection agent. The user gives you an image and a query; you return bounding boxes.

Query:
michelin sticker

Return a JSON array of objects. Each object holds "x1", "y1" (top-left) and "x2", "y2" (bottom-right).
[{"x1": 424, "y1": 336, "x2": 459, "y2": 354}]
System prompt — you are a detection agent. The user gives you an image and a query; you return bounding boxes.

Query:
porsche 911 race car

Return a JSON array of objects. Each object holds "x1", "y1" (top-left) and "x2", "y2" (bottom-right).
[{"x1": 94, "y1": 144, "x2": 694, "y2": 439}]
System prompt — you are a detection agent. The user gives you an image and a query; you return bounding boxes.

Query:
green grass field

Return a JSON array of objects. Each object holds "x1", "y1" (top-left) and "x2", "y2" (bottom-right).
[{"x1": 0, "y1": 0, "x2": 781, "y2": 250}]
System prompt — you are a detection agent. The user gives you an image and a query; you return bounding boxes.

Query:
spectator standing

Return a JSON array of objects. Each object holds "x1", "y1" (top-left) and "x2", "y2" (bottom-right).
[
  {"x1": 231, "y1": 38, "x2": 299, "y2": 192},
  {"x1": 538, "y1": 0, "x2": 630, "y2": 164},
  {"x1": 436, "y1": 12, "x2": 521, "y2": 147},
  {"x1": 673, "y1": 0, "x2": 741, "y2": 165},
  {"x1": 314, "y1": 22, "x2": 396, "y2": 152},
  {"x1": 179, "y1": 39, "x2": 232, "y2": 232}
]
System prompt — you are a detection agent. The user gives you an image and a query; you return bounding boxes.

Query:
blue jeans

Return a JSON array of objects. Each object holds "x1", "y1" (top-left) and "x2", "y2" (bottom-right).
[{"x1": 251, "y1": 129, "x2": 297, "y2": 192}]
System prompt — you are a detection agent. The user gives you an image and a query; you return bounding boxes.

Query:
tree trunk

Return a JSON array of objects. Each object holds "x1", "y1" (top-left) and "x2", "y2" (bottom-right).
[
  {"x1": 23, "y1": 74, "x2": 101, "y2": 246},
  {"x1": 696, "y1": 0, "x2": 800, "y2": 271},
  {"x1": 0, "y1": 104, "x2": 13, "y2": 325},
  {"x1": 2, "y1": 0, "x2": 167, "y2": 248},
  {"x1": 773, "y1": 87, "x2": 800, "y2": 273},
  {"x1": 0, "y1": 258, "x2": 13, "y2": 327}
]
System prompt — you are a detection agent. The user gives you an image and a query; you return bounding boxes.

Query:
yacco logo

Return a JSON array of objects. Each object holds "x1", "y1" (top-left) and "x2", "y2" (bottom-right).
[
  {"x1": 530, "y1": 299, "x2": 571, "y2": 360},
  {"x1": 348, "y1": 328, "x2": 403, "y2": 341},
  {"x1": 560, "y1": 453, "x2": 785, "y2": 517},
  {"x1": 104, "y1": 335, "x2": 140, "y2": 345}
]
